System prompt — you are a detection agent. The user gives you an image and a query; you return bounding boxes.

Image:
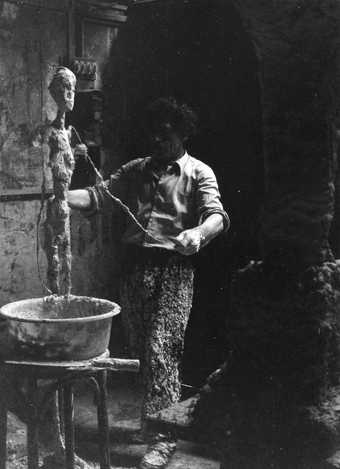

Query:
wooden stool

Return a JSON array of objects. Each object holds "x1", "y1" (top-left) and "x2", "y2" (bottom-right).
[{"x1": 0, "y1": 352, "x2": 139, "y2": 469}]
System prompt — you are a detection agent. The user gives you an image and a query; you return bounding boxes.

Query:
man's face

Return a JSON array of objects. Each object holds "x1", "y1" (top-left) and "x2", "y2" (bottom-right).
[{"x1": 149, "y1": 122, "x2": 185, "y2": 161}]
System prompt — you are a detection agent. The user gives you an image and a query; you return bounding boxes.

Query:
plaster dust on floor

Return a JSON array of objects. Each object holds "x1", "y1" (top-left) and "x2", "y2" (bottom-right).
[{"x1": 5, "y1": 379, "x2": 220, "y2": 469}]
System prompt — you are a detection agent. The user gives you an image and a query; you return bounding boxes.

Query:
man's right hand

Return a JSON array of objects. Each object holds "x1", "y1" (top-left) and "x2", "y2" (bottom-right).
[{"x1": 172, "y1": 228, "x2": 202, "y2": 256}]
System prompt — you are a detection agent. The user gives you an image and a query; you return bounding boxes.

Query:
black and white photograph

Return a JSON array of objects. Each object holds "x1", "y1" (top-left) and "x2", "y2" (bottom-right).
[{"x1": 1, "y1": 1, "x2": 340, "y2": 468}]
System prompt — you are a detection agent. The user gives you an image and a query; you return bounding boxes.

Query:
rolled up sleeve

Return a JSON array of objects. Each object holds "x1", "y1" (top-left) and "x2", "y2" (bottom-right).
[
  {"x1": 83, "y1": 166, "x2": 128, "y2": 216},
  {"x1": 196, "y1": 165, "x2": 230, "y2": 231}
]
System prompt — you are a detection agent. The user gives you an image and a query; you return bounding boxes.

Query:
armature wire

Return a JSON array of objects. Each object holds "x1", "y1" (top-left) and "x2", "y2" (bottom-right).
[{"x1": 69, "y1": 126, "x2": 162, "y2": 244}]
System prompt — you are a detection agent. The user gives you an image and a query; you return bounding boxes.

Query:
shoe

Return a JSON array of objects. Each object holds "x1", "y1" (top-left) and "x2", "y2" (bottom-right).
[{"x1": 139, "y1": 440, "x2": 177, "y2": 469}]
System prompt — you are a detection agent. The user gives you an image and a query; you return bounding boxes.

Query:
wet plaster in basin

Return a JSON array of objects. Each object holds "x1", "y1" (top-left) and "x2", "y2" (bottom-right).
[{"x1": 0, "y1": 295, "x2": 119, "y2": 360}]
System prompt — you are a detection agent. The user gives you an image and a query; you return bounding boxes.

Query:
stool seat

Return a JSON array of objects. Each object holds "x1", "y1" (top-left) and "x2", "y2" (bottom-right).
[{"x1": 0, "y1": 352, "x2": 139, "y2": 469}]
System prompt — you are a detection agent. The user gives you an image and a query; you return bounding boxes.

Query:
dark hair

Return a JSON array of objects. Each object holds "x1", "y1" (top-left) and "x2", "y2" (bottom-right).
[{"x1": 145, "y1": 97, "x2": 198, "y2": 138}]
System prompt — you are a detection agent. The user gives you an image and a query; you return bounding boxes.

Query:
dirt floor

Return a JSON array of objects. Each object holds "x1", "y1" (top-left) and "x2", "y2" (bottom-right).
[{"x1": 5, "y1": 375, "x2": 220, "y2": 469}]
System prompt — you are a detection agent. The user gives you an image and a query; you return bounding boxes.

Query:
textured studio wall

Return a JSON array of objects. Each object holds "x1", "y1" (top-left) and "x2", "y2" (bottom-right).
[
  {"x1": 0, "y1": 0, "x2": 117, "y2": 306},
  {"x1": 192, "y1": 2, "x2": 340, "y2": 468}
]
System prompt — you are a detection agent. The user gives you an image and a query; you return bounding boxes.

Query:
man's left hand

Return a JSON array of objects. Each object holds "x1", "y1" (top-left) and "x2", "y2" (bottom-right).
[{"x1": 173, "y1": 228, "x2": 202, "y2": 256}]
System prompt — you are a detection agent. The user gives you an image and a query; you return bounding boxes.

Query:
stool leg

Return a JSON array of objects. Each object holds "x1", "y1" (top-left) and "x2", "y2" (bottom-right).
[
  {"x1": 97, "y1": 371, "x2": 110, "y2": 469},
  {"x1": 0, "y1": 378, "x2": 8, "y2": 469},
  {"x1": 27, "y1": 377, "x2": 39, "y2": 469},
  {"x1": 63, "y1": 383, "x2": 75, "y2": 469}
]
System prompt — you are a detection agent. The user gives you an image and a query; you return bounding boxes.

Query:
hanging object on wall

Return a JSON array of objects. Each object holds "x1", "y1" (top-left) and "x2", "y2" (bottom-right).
[
  {"x1": 75, "y1": 1, "x2": 130, "y2": 22},
  {"x1": 70, "y1": 57, "x2": 97, "y2": 90},
  {"x1": 72, "y1": 1, "x2": 128, "y2": 90}
]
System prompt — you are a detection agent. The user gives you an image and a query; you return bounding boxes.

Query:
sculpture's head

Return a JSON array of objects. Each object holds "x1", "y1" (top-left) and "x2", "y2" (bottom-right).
[{"x1": 49, "y1": 67, "x2": 76, "y2": 112}]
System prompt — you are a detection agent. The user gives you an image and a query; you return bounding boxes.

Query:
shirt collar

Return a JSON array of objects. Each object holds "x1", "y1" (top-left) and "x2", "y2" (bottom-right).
[
  {"x1": 173, "y1": 152, "x2": 189, "y2": 174},
  {"x1": 147, "y1": 152, "x2": 189, "y2": 175}
]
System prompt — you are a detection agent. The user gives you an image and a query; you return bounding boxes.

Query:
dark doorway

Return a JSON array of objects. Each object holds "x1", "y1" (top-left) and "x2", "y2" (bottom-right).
[{"x1": 106, "y1": 0, "x2": 264, "y2": 384}]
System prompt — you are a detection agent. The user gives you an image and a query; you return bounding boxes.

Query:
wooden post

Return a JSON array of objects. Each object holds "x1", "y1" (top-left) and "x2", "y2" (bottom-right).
[
  {"x1": 27, "y1": 377, "x2": 39, "y2": 469},
  {"x1": 96, "y1": 371, "x2": 110, "y2": 469},
  {"x1": 63, "y1": 383, "x2": 75, "y2": 469}
]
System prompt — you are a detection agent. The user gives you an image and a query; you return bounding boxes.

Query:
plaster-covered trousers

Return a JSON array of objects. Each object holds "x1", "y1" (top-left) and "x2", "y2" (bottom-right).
[{"x1": 119, "y1": 247, "x2": 194, "y2": 423}]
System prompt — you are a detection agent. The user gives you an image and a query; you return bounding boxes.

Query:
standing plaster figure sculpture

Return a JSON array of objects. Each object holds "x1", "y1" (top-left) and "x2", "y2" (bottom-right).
[
  {"x1": 42, "y1": 66, "x2": 88, "y2": 469},
  {"x1": 44, "y1": 66, "x2": 76, "y2": 296}
]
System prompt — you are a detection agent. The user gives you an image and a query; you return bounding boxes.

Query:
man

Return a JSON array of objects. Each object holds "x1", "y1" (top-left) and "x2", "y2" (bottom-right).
[{"x1": 68, "y1": 97, "x2": 229, "y2": 469}]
